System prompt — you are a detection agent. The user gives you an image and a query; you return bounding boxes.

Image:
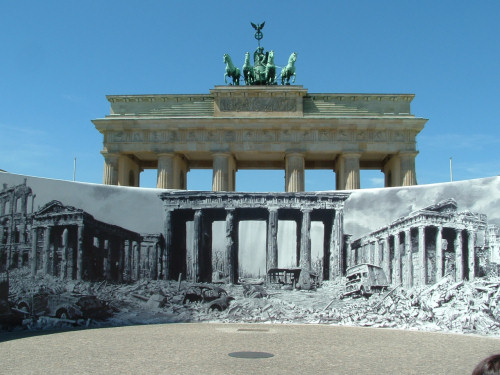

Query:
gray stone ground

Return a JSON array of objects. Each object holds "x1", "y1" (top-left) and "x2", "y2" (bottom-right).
[{"x1": 1, "y1": 323, "x2": 499, "y2": 375}]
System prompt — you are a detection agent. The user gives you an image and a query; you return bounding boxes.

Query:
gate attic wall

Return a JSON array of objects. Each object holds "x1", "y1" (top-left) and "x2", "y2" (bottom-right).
[{"x1": 92, "y1": 86, "x2": 427, "y2": 192}]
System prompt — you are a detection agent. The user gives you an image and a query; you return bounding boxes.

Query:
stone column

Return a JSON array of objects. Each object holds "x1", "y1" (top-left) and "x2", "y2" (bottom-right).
[
  {"x1": 383, "y1": 155, "x2": 401, "y2": 188},
  {"x1": 102, "y1": 152, "x2": 119, "y2": 185},
  {"x1": 336, "y1": 153, "x2": 361, "y2": 190},
  {"x1": 5, "y1": 226, "x2": 12, "y2": 268},
  {"x1": 455, "y1": 229, "x2": 463, "y2": 281},
  {"x1": 418, "y1": 226, "x2": 427, "y2": 286},
  {"x1": 468, "y1": 230, "x2": 475, "y2": 281},
  {"x1": 394, "y1": 233, "x2": 402, "y2": 285},
  {"x1": 405, "y1": 228, "x2": 413, "y2": 288},
  {"x1": 299, "y1": 209, "x2": 312, "y2": 270},
  {"x1": 192, "y1": 210, "x2": 202, "y2": 282},
  {"x1": 383, "y1": 237, "x2": 390, "y2": 281},
  {"x1": 329, "y1": 210, "x2": 343, "y2": 280},
  {"x1": 266, "y1": 208, "x2": 279, "y2": 272},
  {"x1": 212, "y1": 153, "x2": 236, "y2": 192},
  {"x1": 123, "y1": 240, "x2": 130, "y2": 282},
  {"x1": 163, "y1": 210, "x2": 173, "y2": 280},
  {"x1": 104, "y1": 239, "x2": 112, "y2": 281},
  {"x1": 148, "y1": 245, "x2": 156, "y2": 279},
  {"x1": 61, "y1": 228, "x2": 69, "y2": 280},
  {"x1": 76, "y1": 225, "x2": 84, "y2": 280},
  {"x1": 133, "y1": 241, "x2": 140, "y2": 281},
  {"x1": 157, "y1": 153, "x2": 188, "y2": 190},
  {"x1": 285, "y1": 153, "x2": 305, "y2": 192},
  {"x1": 400, "y1": 152, "x2": 418, "y2": 186},
  {"x1": 436, "y1": 226, "x2": 443, "y2": 281},
  {"x1": 42, "y1": 226, "x2": 52, "y2": 275},
  {"x1": 118, "y1": 240, "x2": 124, "y2": 283},
  {"x1": 157, "y1": 153, "x2": 174, "y2": 189},
  {"x1": 31, "y1": 227, "x2": 38, "y2": 276},
  {"x1": 374, "y1": 240, "x2": 381, "y2": 267},
  {"x1": 225, "y1": 209, "x2": 237, "y2": 284}
]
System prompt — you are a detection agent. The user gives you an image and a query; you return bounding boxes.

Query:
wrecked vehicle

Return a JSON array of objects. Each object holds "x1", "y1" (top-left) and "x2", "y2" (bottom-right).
[
  {"x1": 266, "y1": 268, "x2": 319, "y2": 290},
  {"x1": 17, "y1": 293, "x2": 111, "y2": 320},
  {"x1": 208, "y1": 295, "x2": 235, "y2": 311},
  {"x1": 341, "y1": 263, "x2": 389, "y2": 298},
  {"x1": 182, "y1": 284, "x2": 228, "y2": 304},
  {"x1": 242, "y1": 283, "x2": 268, "y2": 298}
]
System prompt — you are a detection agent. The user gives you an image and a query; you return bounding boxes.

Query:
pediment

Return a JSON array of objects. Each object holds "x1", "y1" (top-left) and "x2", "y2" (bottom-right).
[{"x1": 35, "y1": 200, "x2": 82, "y2": 216}]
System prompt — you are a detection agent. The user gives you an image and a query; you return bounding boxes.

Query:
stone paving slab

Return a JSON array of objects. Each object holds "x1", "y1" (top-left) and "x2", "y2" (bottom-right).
[{"x1": 1, "y1": 323, "x2": 499, "y2": 375}]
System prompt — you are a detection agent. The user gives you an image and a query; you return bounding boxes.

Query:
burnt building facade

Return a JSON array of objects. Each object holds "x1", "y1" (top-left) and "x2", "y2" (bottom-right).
[
  {"x1": 0, "y1": 180, "x2": 35, "y2": 271},
  {"x1": 30, "y1": 200, "x2": 147, "y2": 281},
  {"x1": 158, "y1": 191, "x2": 351, "y2": 283},
  {"x1": 349, "y1": 199, "x2": 491, "y2": 287},
  {"x1": 1, "y1": 182, "x2": 165, "y2": 282}
]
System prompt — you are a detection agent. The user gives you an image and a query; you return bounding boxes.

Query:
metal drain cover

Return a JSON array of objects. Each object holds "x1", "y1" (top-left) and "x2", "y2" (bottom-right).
[{"x1": 228, "y1": 351, "x2": 274, "y2": 359}]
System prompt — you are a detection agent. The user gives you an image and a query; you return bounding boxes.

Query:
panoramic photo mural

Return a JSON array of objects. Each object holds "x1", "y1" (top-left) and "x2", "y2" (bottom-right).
[{"x1": 1, "y1": 171, "x2": 499, "y2": 335}]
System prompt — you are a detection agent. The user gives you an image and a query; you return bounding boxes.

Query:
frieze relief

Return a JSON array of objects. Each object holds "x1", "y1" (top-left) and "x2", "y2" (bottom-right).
[
  {"x1": 105, "y1": 128, "x2": 405, "y2": 145},
  {"x1": 219, "y1": 97, "x2": 297, "y2": 112}
]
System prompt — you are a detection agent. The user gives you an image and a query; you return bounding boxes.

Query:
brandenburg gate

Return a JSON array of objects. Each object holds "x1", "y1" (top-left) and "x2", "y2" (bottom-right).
[
  {"x1": 92, "y1": 23, "x2": 427, "y2": 192},
  {"x1": 92, "y1": 85, "x2": 427, "y2": 191}
]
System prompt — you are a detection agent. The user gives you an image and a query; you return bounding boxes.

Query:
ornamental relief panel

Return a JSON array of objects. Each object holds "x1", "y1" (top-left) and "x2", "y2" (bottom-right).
[
  {"x1": 336, "y1": 130, "x2": 351, "y2": 141},
  {"x1": 132, "y1": 132, "x2": 143, "y2": 142},
  {"x1": 105, "y1": 128, "x2": 405, "y2": 145},
  {"x1": 392, "y1": 131, "x2": 406, "y2": 142},
  {"x1": 218, "y1": 97, "x2": 297, "y2": 112},
  {"x1": 356, "y1": 131, "x2": 369, "y2": 141},
  {"x1": 149, "y1": 131, "x2": 164, "y2": 142},
  {"x1": 373, "y1": 130, "x2": 388, "y2": 141},
  {"x1": 318, "y1": 130, "x2": 333, "y2": 141},
  {"x1": 297, "y1": 130, "x2": 315, "y2": 142},
  {"x1": 224, "y1": 131, "x2": 236, "y2": 142}
]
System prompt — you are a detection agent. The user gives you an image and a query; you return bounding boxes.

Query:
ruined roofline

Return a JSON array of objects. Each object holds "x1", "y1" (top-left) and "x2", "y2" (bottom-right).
[
  {"x1": 158, "y1": 190, "x2": 351, "y2": 200},
  {"x1": 158, "y1": 190, "x2": 351, "y2": 210},
  {"x1": 33, "y1": 200, "x2": 142, "y2": 239},
  {"x1": 351, "y1": 202, "x2": 488, "y2": 245}
]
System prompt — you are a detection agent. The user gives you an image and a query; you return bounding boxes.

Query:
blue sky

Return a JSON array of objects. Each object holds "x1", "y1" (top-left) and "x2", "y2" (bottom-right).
[{"x1": 1, "y1": 1, "x2": 499, "y2": 192}]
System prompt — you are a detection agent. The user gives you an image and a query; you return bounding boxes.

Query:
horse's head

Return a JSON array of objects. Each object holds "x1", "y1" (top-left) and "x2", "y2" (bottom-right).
[
  {"x1": 244, "y1": 52, "x2": 250, "y2": 62},
  {"x1": 267, "y1": 50, "x2": 275, "y2": 64},
  {"x1": 289, "y1": 52, "x2": 297, "y2": 63}
]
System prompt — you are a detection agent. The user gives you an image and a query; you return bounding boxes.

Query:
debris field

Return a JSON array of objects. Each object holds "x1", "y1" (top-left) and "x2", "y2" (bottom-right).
[{"x1": 4, "y1": 269, "x2": 500, "y2": 336}]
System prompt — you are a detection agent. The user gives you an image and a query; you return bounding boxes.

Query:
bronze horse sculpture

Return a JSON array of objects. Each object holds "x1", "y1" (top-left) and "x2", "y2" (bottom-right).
[
  {"x1": 242, "y1": 52, "x2": 254, "y2": 85},
  {"x1": 265, "y1": 50, "x2": 276, "y2": 85},
  {"x1": 223, "y1": 53, "x2": 240, "y2": 85},
  {"x1": 280, "y1": 52, "x2": 297, "y2": 85}
]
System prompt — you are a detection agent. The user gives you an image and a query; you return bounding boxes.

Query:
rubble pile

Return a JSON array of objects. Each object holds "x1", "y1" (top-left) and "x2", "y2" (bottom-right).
[
  {"x1": 327, "y1": 276, "x2": 500, "y2": 335},
  {"x1": 4, "y1": 269, "x2": 500, "y2": 336}
]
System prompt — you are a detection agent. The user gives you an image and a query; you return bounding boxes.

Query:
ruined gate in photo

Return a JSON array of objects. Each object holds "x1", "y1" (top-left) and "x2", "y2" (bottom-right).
[{"x1": 159, "y1": 191, "x2": 350, "y2": 283}]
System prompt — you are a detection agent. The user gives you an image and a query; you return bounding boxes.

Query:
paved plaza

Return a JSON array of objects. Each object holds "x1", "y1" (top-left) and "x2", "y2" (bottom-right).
[{"x1": 1, "y1": 323, "x2": 499, "y2": 374}]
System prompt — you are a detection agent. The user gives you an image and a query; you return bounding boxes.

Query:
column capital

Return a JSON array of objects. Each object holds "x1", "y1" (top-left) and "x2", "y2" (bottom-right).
[
  {"x1": 341, "y1": 152, "x2": 362, "y2": 159},
  {"x1": 398, "y1": 151, "x2": 419, "y2": 158},
  {"x1": 158, "y1": 152, "x2": 175, "y2": 158},
  {"x1": 101, "y1": 151, "x2": 120, "y2": 163}
]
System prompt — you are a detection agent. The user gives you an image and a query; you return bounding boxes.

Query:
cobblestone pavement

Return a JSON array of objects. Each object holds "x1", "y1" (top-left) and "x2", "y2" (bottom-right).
[{"x1": 1, "y1": 323, "x2": 499, "y2": 375}]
